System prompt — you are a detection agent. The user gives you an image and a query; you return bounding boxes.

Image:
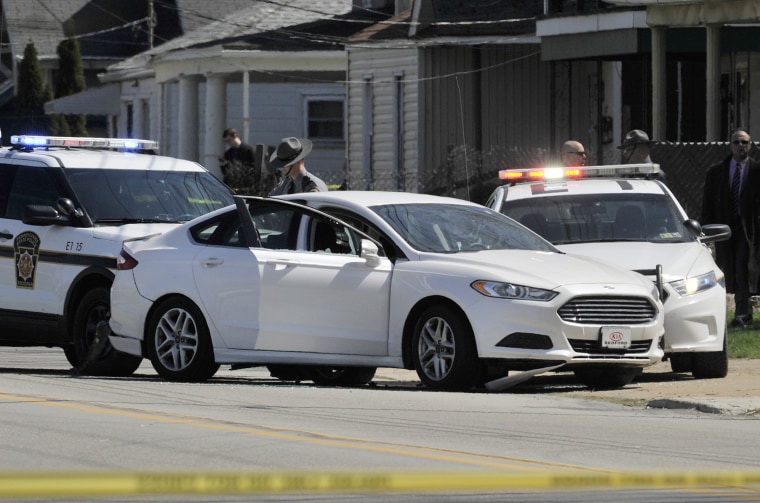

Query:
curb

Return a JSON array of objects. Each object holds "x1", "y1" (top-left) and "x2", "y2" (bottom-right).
[{"x1": 647, "y1": 397, "x2": 760, "y2": 415}]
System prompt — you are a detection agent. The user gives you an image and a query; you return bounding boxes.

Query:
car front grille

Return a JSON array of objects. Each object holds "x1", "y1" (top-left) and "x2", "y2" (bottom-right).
[
  {"x1": 558, "y1": 296, "x2": 656, "y2": 325},
  {"x1": 568, "y1": 338, "x2": 653, "y2": 354}
]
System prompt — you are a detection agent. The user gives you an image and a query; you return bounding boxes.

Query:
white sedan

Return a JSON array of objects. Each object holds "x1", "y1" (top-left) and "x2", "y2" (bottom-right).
[
  {"x1": 108, "y1": 192, "x2": 664, "y2": 391},
  {"x1": 486, "y1": 164, "x2": 731, "y2": 379}
]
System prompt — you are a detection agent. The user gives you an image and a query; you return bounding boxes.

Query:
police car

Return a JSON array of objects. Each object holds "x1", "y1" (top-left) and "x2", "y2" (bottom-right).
[
  {"x1": 486, "y1": 164, "x2": 732, "y2": 379},
  {"x1": 0, "y1": 134, "x2": 234, "y2": 375}
]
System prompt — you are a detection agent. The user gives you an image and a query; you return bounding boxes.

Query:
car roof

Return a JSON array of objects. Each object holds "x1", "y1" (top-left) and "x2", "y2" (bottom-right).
[
  {"x1": 277, "y1": 190, "x2": 482, "y2": 208},
  {"x1": 4, "y1": 147, "x2": 208, "y2": 171}
]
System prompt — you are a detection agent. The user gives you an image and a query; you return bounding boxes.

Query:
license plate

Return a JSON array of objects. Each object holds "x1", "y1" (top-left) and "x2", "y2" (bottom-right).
[{"x1": 601, "y1": 326, "x2": 631, "y2": 349}]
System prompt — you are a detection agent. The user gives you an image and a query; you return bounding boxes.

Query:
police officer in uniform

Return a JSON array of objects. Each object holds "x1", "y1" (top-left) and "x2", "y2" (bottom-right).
[{"x1": 268, "y1": 137, "x2": 328, "y2": 195}]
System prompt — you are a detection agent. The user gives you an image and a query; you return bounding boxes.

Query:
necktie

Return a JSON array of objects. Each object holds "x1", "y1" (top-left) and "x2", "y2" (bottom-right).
[{"x1": 732, "y1": 162, "x2": 743, "y2": 217}]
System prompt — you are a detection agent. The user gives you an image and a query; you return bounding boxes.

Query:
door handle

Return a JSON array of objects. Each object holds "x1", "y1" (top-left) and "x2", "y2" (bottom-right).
[
  {"x1": 0, "y1": 231, "x2": 13, "y2": 240},
  {"x1": 200, "y1": 258, "x2": 224, "y2": 267}
]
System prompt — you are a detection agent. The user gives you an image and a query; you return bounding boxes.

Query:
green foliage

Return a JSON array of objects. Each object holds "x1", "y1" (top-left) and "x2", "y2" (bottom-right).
[
  {"x1": 53, "y1": 38, "x2": 88, "y2": 136},
  {"x1": 727, "y1": 310, "x2": 760, "y2": 358},
  {"x1": 16, "y1": 41, "x2": 49, "y2": 133}
]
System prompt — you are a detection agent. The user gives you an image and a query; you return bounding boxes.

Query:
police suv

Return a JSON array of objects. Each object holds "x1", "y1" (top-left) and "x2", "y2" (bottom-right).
[
  {"x1": 0, "y1": 134, "x2": 233, "y2": 375},
  {"x1": 486, "y1": 164, "x2": 732, "y2": 379}
]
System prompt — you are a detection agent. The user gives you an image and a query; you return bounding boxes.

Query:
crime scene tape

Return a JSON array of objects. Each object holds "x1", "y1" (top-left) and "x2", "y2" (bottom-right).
[{"x1": 1, "y1": 470, "x2": 760, "y2": 498}]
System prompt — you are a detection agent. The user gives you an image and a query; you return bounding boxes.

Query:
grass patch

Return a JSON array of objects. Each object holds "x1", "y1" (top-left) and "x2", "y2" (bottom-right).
[{"x1": 727, "y1": 310, "x2": 760, "y2": 358}]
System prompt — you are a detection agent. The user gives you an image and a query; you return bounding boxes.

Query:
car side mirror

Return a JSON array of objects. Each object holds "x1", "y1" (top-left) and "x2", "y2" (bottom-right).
[
  {"x1": 22, "y1": 204, "x2": 70, "y2": 226},
  {"x1": 700, "y1": 223, "x2": 732, "y2": 243},
  {"x1": 360, "y1": 239, "x2": 382, "y2": 267}
]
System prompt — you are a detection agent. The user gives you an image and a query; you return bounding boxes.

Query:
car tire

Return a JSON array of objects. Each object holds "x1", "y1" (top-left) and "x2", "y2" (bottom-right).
[
  {"x1": 669, "y1": 354, "x2": 692, "y2": 373},
  {"x1": 573, "y1": 366, "x2": 640, "y2": 389},
  {"x1": 146, "y1": 297, "x2": 220, "y2": 382},
  {"x1": 411, "y1": 305, "x2": 478, "y2": 391},
  {"x1": 691, "y1": 331, "x2": 728, "y2": 379},
  {"x1": 66, "y1": 286, "x2": 142, "y2": 377},
  {"x1": 309, "y1": 366, "x2": 377, "y2": 386}
]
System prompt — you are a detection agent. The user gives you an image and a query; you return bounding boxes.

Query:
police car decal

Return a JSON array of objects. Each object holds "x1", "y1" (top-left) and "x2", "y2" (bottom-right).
[{"x1": 14, "y1": 231, "x2": 40, "y2": 289}]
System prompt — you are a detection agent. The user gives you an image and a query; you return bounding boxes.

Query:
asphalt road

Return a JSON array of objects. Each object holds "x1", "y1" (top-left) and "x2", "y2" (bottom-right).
[{"x1": 1, "y1": 348, "x2": 759, "y2": 503}]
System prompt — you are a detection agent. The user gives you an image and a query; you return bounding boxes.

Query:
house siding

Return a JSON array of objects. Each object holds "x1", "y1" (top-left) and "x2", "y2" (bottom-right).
[
  {"x1": 420, "y1": 44, "x2": 552, "y2": 199},
  {"x1": 347, "y1": 46, "x2": 419, "y2": 191},
  {"x1": 159, "y1": 80, "x2": 346, "y2": 182}
]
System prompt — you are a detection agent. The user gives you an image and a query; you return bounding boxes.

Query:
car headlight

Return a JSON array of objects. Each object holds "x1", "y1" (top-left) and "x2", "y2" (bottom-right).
[
  {"x1": 471, "y1": 280, "x2": 558, "y2": 301},
  {"x1": 670, "y1": 271, "x2": 719, "y2": 296}
]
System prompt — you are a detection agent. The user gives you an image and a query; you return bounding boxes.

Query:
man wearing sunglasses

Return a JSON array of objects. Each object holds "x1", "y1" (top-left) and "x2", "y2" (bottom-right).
[
  {"x1": 561, "y1": 140, "x2": 587, "y2": 167},
  {"x1": 702, "y1": 128, "x2": 758, "y2": 328}
]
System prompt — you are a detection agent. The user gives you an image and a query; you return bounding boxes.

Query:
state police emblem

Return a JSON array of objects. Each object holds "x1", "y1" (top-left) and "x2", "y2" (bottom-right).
[{"x1": 14, "y1": 231, "x2": 40, "y2": 289}]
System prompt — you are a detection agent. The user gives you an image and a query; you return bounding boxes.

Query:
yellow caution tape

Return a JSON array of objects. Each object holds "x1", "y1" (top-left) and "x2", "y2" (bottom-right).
[{"x1": 1, "y1": 470, "x2": 760, "y2": 498}]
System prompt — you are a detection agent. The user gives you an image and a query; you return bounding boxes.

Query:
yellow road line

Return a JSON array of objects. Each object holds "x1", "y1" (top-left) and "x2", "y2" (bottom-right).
[{"x1": 0, "y1": 390, "x2": 598, "y2": 473}]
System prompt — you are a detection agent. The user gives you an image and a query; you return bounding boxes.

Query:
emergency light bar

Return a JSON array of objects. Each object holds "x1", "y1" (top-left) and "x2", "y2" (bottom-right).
[
  {"x1": 10, "y1": 135, "x2": 158, "y2": 151},
  {"x1": 499, "y1": 163, "x2": 661, "y2": 182}
]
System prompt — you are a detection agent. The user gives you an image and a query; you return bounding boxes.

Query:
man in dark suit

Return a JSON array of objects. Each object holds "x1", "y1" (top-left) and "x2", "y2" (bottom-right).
[{"x1": 701, "y1": 128, "x2": 758, "y2": 327}]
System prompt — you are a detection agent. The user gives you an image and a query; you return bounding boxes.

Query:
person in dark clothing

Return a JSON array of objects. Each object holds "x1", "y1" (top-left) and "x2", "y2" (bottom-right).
[
  {"x1": 220, "y1": 127, "x2": 256, "y2": 193},
  {"x1": 701, "y1": 128, "x2": 759, "y2": 327}
]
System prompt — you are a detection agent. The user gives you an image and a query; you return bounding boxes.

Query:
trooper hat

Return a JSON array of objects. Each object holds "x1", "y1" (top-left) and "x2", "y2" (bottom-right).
[
  {"x1": 269, "y1": 137, "x2": 313, "y2": 168},
  {"x1": 617, "y1": 129, "x2": 654, "y2": 149}
]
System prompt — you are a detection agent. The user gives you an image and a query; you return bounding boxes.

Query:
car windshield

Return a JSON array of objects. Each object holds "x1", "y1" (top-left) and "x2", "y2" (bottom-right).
[
  {"x1": 371, "y1": 203, "x2": 557, "y2": 253},
  {"x1": 66, "y1": 169, "x2": 234, "y2": 223},
  {"x1": 500, "y1": 193, "x2": 692, "y2": 244}
]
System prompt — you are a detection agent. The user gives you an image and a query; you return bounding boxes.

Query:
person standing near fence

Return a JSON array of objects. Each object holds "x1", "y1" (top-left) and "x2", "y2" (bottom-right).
[
  {"x1": 701, "y1": 128, "x2": 759, "y2": 328},
  {"x1": 268, "y1": 137, "x2": 328, "y2": 195},
  {"x1": 219, "y1": 127, "x2": 257, "y2": 194}
]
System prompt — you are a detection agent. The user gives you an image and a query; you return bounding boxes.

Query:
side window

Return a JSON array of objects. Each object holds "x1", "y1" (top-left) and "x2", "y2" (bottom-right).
[
  {"x1": 310, "y1": 218, "x2": 355, "y2": 255},
  {"x1": 250, "y1": 205, "x2": 301, "y2": 250},
  {"x1": 0, "y1": 165, "x2": 17, "y2": 218},
  {"x1": 6, "y1": 166, "x2": 65, "y2": 220},
  {"x1": 190, "y1": 211, "x2": 248, "y2": 247},
  {"x1": 318, "y1": 208, "x2": 392, "y2": 258}
]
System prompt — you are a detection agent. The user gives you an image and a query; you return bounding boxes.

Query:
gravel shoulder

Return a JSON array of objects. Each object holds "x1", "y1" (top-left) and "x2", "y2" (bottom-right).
[{"x1": 375, "y1": 359, "x2": 760, "y2": 415}]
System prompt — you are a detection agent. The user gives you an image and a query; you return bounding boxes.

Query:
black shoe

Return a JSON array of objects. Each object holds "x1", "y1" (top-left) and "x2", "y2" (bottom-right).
[{"x1": 730, "y1": 318, "x2": 747, "y2": 328}]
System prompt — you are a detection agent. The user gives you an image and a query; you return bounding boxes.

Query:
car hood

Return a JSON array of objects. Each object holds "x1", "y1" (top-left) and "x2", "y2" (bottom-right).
[
  {"x1": 419, "y1": 249, "x2": 655, "y2": 291},
  {"x1": 91, "y1": 223, "x2": 180, "y2": 242},
  {"x1": 556, "y1": 241, "x2": 708, "y2": 281}
]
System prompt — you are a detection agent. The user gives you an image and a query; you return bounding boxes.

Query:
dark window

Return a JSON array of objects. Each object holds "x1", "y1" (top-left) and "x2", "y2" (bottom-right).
[
  {"x1": 307, "y1": 100, "x2": 343, "y2": 140},
  {"x1": 6, "y1": 167, "x2": 65, "y2": 220}
]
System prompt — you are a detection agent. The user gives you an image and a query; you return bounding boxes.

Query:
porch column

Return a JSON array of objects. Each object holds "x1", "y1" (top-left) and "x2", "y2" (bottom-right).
[
  {"x1": 651, "y1": 26, "x2": 666, "y2": 140},
  {"x1": 178, "y1": 75, "x2": 200, "y2": 161},
  {"x1": 242, "y1": 71, "x2": 250, "y2": 143},
  {"x1": 204, "y1": 73, "x2": 227, "y2": 179},
  {"x1": 706, "y1": 24, "x2": 722, "y2": 140}
]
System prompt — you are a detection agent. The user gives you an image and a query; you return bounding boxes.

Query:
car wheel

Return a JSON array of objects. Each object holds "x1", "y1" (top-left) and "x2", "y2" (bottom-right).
[
  {"x1": 573, "y1": 366, "x2": 640, "y2": 389},
  {"x1": 309, "y1": 366, "x2": 377, "y2": 386},
  {"x1": 691, "y1": 330, "x2": 728, "y2": 379},
  {"x1": 669, "y1": 354, "x2": 692, "y2": 373},
  {"x1": 146, "y1": 297, "x2": 219, "y2": 382},
  {"x1": 412, "y1": 305, "x2": 478, "y2": 391},
  {"x1": 65, "y1": 286, "x2": 142, "y2": 377}
]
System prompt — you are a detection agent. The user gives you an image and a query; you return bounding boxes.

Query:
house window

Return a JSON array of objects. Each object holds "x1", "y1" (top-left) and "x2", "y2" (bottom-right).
[{"x1": 306, "y1": 98, "x2": 344, "y2": 140}]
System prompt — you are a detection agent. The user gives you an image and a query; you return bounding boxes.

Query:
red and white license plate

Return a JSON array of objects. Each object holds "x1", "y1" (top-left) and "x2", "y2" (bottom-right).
[{"x1": 600, "y1": 326, "x2": 632, "y2": 349}]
